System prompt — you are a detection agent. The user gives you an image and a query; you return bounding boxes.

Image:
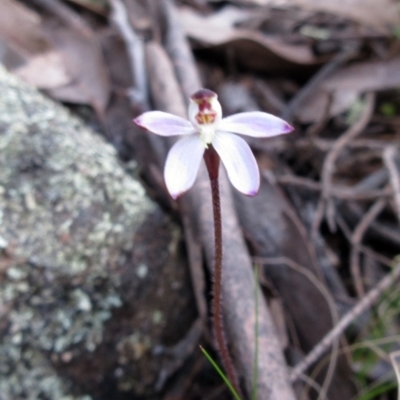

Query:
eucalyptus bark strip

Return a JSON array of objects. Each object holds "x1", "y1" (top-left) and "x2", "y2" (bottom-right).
[{"x1": 146, "y1": 2, "x2": 296, "y2": 398}]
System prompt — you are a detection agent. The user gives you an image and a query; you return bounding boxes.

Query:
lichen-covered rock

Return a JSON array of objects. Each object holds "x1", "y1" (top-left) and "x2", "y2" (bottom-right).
[{"x1": 0, "y1": 65, "x2": 196, "y2": 400}]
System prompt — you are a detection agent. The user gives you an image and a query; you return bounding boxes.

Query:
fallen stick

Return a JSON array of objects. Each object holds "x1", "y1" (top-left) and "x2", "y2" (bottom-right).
[
  {"x1": 291, "y1": 260, "x2": 400, "y2": 382},
  {"x1": 383, "y1": 146, "x2": 400, "y2": 222}
]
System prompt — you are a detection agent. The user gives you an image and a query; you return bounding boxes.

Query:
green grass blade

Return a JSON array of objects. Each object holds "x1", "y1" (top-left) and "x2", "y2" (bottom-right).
[
  {"x1": 200, "y1": 345, "x2": 242, "y2": 400},
  {"x1": 251, "y1": 264, "x2": 259, "y2": 400},
  {"x1": 357, "y1": 381, "x2": 397, "y2": 400}
]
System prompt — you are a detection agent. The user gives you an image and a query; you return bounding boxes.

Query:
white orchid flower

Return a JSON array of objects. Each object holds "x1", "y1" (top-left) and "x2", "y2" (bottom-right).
[{"x1": 134, "y1": 89, "x2": 293, "y2": 199}]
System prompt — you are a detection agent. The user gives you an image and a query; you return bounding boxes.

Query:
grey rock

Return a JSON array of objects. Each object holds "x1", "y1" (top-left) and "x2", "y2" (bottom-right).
[{"x1": 0, "y1": 65, "x2": 195, "y2": 400}]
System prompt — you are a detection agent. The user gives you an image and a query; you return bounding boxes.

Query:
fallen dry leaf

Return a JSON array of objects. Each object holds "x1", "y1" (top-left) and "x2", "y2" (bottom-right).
[
  {"x1": 14, "y1": 51, "x2": 70, "y2": 89},
  {"x1": 0, "y1": 0, "x2": 109, "y2": 116},
  {"x1": 46, "y1": 27, "x2": 110, "y2": 117},
  {"x1": 228, "y1": 0, "x2": 400, "y2": 31},
  {"x1": 323, "y1": 57, "x2": 400, "y2": 92},
  {"x1": 297, "y1": 57, "x2": 400, "y2": 122},
  {"x1": 0, "y1": 0, "x2": 47, "y2": 55},
  {"x1": 284, "y1": 0, "x2": 400, "y2": 32},
  {"x1": 179, "y1": 6, "x2": 323, "y2": 72},
  {"x1": 0, "y1": 0, "x2": 72, "y2": 89}
]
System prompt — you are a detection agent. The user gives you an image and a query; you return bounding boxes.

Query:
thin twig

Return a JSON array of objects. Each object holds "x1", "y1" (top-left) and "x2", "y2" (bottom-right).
[
  {"x1": 350, "y1": 199, "x2": 386, "y2": 297},
  {"x1": 162, "y1": 0, "x2": 201, "y2": 99},
  {"x1": 290, "y1": 260, "x2": 400, "y2": 382},
  {"x1": 389, "y1": 349, "x2": 400, "y2": 400},
  {"x1": 343, "y1": 202, "x2": 400, "y2": 246},
  {"x1": 276, "y1": 175, "x2": 392, "y2": 200},
  {"x1": 383, "y1": 146, "x2": 400, "y2": 222},
  {"x1": 313, "y1": 92, "x2": 375, "y2": 235},
  {"x1": 322, "y1": 94, "x2": 374, "y2": 193},
  {"x1": 254, "y1": 256, "x2": 339, "y2": 400},
  {"x1": 336, "y1": 215, "x2": 393, "y2": 268},
  {"x1": 110, "y1": 0, "x2": 149, "y2": 108},
  {"x1": 298, "y1": 372, "x2": 328, "y2": 400},
  {"x1": 295, "y1": 138, "x2": 394, "y2": 152}
]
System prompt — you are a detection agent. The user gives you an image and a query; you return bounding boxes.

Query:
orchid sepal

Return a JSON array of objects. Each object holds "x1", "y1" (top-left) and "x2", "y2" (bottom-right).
[
  {"x1": 212, "y1": 132, "x2": 260, "y2": 196},
  {"x1": 164, "y1": 135, "x2": 205, "y2": 199},
  {"x1": 218, "y1": 111, "x2": 294, "y2": 138},
  {"x1": 134, "y1": 111, "x2": 196, "y2": 137}
]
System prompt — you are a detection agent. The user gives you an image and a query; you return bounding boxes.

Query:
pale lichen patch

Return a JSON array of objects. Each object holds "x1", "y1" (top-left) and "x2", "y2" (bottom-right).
[
  {"x1": 0, "y1": 65, "x2": 157, "y2": 400},
  {"x1": 0, "y1": 64, "x2": 197, "y2": 400}
]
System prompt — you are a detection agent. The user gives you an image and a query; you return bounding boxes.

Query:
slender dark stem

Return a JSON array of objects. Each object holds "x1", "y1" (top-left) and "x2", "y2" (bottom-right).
[{"x1": 204, "y1": 148, "x2": 242, "y2": 397}]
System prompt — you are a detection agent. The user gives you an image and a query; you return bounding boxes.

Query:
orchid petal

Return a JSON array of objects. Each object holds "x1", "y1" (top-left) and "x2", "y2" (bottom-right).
[
  {"x1": 218, "y1": 111, "x2": 294, "y2": 138},
  {"x1": 134, "y1": 111, "x2": 196, "y2": 136},
  {"x1": 212, "y1": 132, "x2": 259, "y2": 196},
  {"x1": 164, "y1": 136, "x2": 205, "y2": 199}
]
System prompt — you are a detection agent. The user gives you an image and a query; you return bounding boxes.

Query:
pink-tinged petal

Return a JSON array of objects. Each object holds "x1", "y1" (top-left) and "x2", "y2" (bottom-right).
[
  {"x1": 134, "y1": 111, "x2": 196, "y2": 136},
  {"x1": 212, "y1": 132, "x2": 259, "y2": 196},
  {"x1": 164, "y1": 136, "x2": 205, "y2": 199},
  {"x1": 218, "y1": 111, "x2": 294, "y2": 138}
]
